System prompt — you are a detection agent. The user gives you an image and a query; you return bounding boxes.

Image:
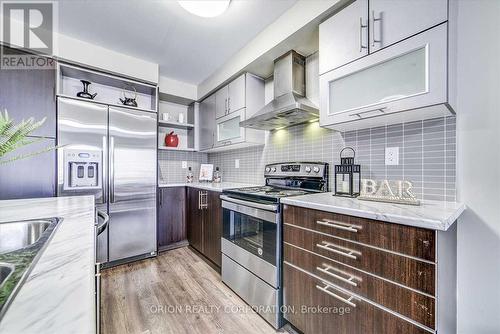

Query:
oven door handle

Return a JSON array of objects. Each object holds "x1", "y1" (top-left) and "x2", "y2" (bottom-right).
[{"x1": 220, "y1": 195, "x2": 278, "y2": 212}]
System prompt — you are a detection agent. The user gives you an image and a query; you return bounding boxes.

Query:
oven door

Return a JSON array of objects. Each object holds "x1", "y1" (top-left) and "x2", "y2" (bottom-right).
[{"x1": 221, "y1": 196, "x2": 278, "y2": 264}]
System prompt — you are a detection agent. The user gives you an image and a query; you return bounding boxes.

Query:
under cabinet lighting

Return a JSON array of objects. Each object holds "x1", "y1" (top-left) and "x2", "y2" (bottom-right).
[{"x1": 178, "y1": 0, "x2": 230, "y2": 18}]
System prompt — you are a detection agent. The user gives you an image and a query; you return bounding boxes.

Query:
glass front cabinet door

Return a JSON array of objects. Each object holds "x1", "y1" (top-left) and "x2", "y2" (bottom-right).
[
  {"x1": 215, "y1": 108, "x2": 245, "y2": 147},
  {"x1": 320, "y1": 23, "x2": 452, "y2": 129}
]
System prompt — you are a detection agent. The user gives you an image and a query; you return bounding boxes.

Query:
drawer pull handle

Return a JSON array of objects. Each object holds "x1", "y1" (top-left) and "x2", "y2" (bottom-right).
[
  {"x1": 316, "y1": 283, "x2": 357, "y2": 308},
  {"x1": 317, "y1": 219, "x2": 361, "y2": 233},
  {"x1": 316, "y1": 264, "x2": 359, "y2": 287},
  {"x1": 316, "y1": 241, "x2": 360, "y2": 260}
]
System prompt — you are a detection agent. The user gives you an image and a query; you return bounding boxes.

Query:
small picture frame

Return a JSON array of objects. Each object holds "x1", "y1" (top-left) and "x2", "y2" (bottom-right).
[{"x1": 199, "y1": 164, "x2": 214, "y2": 182}]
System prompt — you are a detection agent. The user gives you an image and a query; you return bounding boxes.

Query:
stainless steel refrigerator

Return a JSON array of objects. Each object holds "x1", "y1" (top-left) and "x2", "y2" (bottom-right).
[{"x1": 57, "y1": 96, "x2": 157, "y2": 266}]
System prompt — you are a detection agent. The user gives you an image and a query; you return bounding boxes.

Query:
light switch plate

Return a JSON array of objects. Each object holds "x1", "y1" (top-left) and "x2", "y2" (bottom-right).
[
  {"x1": 385, "y1": 147, "x2": 399, "y2": 165},
  {"x1": 181, "y1": 161, "x2": 187, "y2": 169},
  {"x1": 235, "y1": 159, "x2": 240, "y2": 169}
]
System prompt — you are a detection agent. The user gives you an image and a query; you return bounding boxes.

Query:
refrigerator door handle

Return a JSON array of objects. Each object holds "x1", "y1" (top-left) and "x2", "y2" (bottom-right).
[
  {"x1": 102, "y1": 136, "x2": 107, "y2": 204},
  {"x1": 110, "y1": 136, "x2": 115, "y2": 203}
]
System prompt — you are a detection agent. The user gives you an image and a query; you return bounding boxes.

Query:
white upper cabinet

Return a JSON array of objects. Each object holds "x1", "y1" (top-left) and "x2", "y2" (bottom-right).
[
  {"x1": 215, "y1": 109, "x2": 245, "y2": 147},
  {"x1": 199, "y1": 94, "x2": 216, "y2": 151},
  {"x1": 228, "y1": 74, "x2": 246, "y2": 114},
  {"x1": 215, "y1": 86, "x2": 228, "y2": 119},
  {"x1": 369, "y1": 0, "x2": 448, "y2": 52},
  {"x1": 319, "y1": 0, "x2": 368, "y2": 75},
  {"x1": 200, "y1": 73, "x2": 266, "y2": 152},
  {"x1": 320, "y1": 0, "x2": 448, "y2": 74},
  {"x1": 215, "y1": 74, "x2": 246, "y2": 119},
  {"x1": 320, "y1": 23, "x2": 452, "y2": 131}
]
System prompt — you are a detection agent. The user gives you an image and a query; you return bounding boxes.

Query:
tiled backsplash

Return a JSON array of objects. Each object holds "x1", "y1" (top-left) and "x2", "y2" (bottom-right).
[
  {"x1": 158, "y1": 117, "x2": 456, "y2": 201},
  {"x1": 206, "y1": 117, "x2": 456, "y2": 202},
  {"x1": 158, "y1": 150, "x2": 207, "y2": 183}
]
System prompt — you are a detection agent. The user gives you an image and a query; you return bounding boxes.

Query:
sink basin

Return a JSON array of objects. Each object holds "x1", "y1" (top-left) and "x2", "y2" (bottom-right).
[
  {"x1": 0, "y1": 217, "x2": 60, "y2": 318},
  {"x1": 0, "y1": 263, "x2": 14, "y2": 288},
  {"x1": 0, "y1": 220, "x2": 51, "y2": 254}
]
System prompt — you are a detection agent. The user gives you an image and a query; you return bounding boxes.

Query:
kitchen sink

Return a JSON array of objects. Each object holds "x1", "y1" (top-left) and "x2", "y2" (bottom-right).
[
  {"x1": 0, "y1": 218, "x2": 60, "y2": 318},
  {"x1": 0, "y1": 220, "x2": 52, "y2": 254},
  {"x1": 0, "y1": 264, "x2": 14, "y2": 288}
]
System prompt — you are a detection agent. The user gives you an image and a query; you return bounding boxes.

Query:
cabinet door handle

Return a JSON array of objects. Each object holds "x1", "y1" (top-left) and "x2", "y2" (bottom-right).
[
  {"x1": 225, "y1": 98, "x2": 228, "y2": 114},
  {"x1": 198, "y1": 191, "x2": 201, "y2": 210},
  {"x1": 202, "y1": 191, "x2": 208, "y2": 209},
  {"x1": 371, "y1": 10, "x2": 382, "y2": 47},
  {"x1": 349, "y1": 106, "x2": 387, "y2": 119},
  {"x1": 316, "y1": 241, "x2": 360, "y2": 260},
  {"x1": 316, "y1": 219, "x2": 361, "y2": 233},
  {"x1": 316, "y1": 264, "x2": 359, "y2": 287},
  {"x1": 359, "y1": 17, "x2": 367, "y2": 52},
  {"x1": 316, "y1": 282, "x2": 357, "y2": 307},
  {"x1": 228, "y1": 97, "x2": 231, "y2": 112}
]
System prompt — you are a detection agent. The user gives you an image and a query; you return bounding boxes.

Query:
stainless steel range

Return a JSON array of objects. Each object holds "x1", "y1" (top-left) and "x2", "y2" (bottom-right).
[{"x1": 220, "y1": 162, "x2": 328, "y2": 328}]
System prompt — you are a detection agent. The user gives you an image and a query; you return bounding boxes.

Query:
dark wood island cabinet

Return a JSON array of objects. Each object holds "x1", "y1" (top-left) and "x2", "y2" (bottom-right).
[{"x1": 282, "y1": 204, "x2": 457, "y2": 334}]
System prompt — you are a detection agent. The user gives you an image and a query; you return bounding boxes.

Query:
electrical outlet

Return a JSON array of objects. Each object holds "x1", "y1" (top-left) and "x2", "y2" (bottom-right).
[
  {"x1": 181, "y1": 161, "x2": 187, "y2": 169},
  {"x1": 235, "y1": 159, "x2": 240, "y2": 169},
  {"x1": 385, "y1": 147, "x2": 399, "y2": 165}
]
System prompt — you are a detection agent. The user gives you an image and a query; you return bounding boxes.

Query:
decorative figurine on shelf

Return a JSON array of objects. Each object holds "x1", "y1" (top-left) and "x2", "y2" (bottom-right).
[
  {"x1": 334, "y1": 147, "x2": 361, "y2": 197},
  {"x1": 119, "y1": 84, "x2": 138, "y2": 107},
  {"x1": 76, "y1": 80, "x2": 97, "y2": 99},
  {"x1": 165, "y1": 131, "x2": 179, "y2": 147}
]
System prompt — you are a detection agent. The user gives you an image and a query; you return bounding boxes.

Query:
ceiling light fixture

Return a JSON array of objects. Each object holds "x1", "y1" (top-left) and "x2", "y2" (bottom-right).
[{"x1": 178, "y1": 0, "x2": 230, "y2": 18}]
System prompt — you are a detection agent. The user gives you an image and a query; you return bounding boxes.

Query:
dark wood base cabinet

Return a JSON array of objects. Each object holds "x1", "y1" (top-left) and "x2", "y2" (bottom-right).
[
  {"x1": 283, "y1": 263, "x2": 429, "y2": 334},
  {"x1": 158, "y1": 187, "x2": 188, "y2": 251},
  {"x1": 187, "y1": 187, "x2": 222, "y2": 267},
  {"x1": 283, "y1": 205, "x2": 457, "y2": 334}
]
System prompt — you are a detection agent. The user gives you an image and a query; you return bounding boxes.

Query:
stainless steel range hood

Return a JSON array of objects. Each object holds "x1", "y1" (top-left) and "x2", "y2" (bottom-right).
[{"x1": 240, "y1": 51, "x2": 319, "y2": 131}]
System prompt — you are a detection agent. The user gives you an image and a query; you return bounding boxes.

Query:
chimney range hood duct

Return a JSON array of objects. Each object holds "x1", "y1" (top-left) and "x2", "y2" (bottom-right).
[{"x1": 240, "y1": 50, "x2": 319, "y2": 131}]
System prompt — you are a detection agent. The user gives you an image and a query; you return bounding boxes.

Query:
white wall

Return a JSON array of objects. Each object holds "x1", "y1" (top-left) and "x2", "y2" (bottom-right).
[
  {"x1": 456, "y1": 1, "x2": 500, "y2": 333},
  {"x1": 56, "y1": 34, "x2": 159, "y2": 84},
  {"x1": 197, "y1": 0, "x2": 345, "y2": 98},
  {"x1": 159, "y1": 76, "x2": 197, "y2": 101}
]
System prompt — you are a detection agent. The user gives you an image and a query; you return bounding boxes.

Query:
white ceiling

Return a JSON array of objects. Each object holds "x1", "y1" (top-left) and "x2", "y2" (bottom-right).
[{"x1": 58, "y1": 0, "x2": 298, "y2": 85}]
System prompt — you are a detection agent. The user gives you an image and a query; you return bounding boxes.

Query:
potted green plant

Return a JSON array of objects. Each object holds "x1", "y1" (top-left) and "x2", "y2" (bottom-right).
[{"x1": 0, "y1": 109, "x2": 55, "y2": 164}]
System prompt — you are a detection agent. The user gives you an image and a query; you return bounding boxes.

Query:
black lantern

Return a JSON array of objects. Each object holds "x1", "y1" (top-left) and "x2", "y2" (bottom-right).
[{"x1": 334, "y1": 147, "x2": 361, "y2": 197}]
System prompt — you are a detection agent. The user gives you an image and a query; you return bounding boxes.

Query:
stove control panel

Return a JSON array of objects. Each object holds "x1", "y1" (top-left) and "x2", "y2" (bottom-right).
[
  {"x1": 281, "y1": 164, "x2": 301, "y2": 172},
  {"x1": 264, "y1": 162, "x2": 328, "y2": 178}
]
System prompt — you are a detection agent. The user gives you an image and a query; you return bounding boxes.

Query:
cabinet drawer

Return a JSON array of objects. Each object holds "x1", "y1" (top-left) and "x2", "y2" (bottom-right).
[
  {"x1": 283, "y1": 205, "x2": 435, "y2": 262},
  {"x1": 284, "y1": 243, "x2": 435, "y2": 329},
  {"x1": 283, "y1": 224, "x2": 435, "y2": 296},
  {"x1": 283, "y1": 263, "x2": 430, "y2": 334}
]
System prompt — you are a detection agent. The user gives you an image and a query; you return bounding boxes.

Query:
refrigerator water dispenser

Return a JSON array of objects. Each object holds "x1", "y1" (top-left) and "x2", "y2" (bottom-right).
[{"x1": 63, "y1": 148, "x2": 102, "y2": 190}]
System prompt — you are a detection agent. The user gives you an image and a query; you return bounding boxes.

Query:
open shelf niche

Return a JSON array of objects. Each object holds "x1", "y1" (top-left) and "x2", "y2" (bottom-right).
[
  {"x1": 57, "y1": 62, "x2": 157, "y2": 112},
  {"x1": 158, "y1": 100, "x2": 199, "y2": 151}
]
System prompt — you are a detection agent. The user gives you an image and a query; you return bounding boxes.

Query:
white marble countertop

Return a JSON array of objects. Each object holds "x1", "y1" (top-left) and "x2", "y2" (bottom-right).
[
  {"x1": 281, "y1": 192, "x2": 466, "y2": 231},
  {"x1": 0, "y1": 196, "x2": 95, "y2": 334},
  {"x1": 158, "y1": 182, "x2": 261, "y2": 192}
]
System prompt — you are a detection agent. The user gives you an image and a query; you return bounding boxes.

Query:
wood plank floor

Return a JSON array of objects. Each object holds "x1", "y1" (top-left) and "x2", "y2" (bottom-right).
[{"x1": 101, "y1": 247, "x2": 283, "y2": 334}]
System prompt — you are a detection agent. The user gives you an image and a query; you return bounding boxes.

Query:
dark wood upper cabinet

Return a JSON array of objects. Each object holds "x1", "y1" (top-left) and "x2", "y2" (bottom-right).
[
  {"x1": 0, "y1": 46, "x2": 56, "y2": 138},
  {"x1": 0, "y1": 46, "x2": 56, "y2": 199},
  {"x1": 185, "y1": 187, "x2": 222, "y2": 268},
  {"x1": 0, "y1": 138, "x2": 56, "y2": 200},
  {"x1": 158, "y1": 187, "x2": 187, "y2": 251}
]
